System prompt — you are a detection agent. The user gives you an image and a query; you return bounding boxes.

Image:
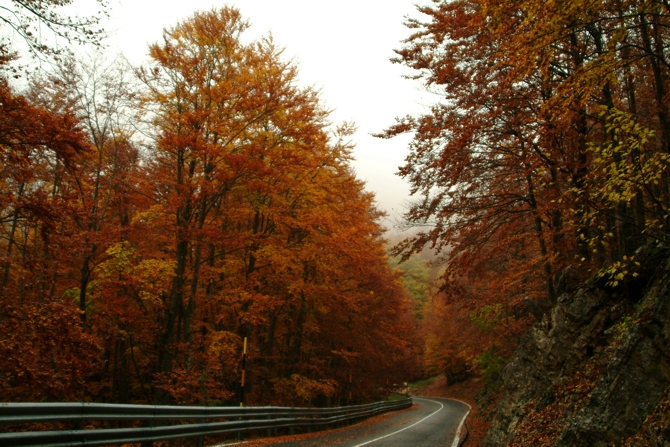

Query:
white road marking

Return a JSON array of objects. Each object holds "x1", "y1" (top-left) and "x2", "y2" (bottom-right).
[
  {"x1": 213, "y1": 397, "x2": 471, "y2": 447},
  {"x1": 351, "y1": 397, "x2": 445, "y2": 447},
  {"x1": 449, "y1": 398, "x2": 472, "y2": 447}
]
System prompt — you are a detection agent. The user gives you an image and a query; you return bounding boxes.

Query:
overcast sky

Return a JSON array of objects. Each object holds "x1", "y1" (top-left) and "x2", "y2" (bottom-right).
[{"x1": 103, "y1": 0, "x2": 431, "y2": 231}]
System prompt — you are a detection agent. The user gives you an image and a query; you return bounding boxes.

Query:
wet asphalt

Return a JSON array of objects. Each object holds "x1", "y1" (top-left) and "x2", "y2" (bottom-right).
[{"x1": 247, "y1": 396, "x2": 470, "y2": 447}]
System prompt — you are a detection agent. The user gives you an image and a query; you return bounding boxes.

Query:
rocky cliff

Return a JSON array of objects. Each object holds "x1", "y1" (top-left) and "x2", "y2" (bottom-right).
[{"x1": 483, "y1": 245, "x2": 670, "y2": 446}]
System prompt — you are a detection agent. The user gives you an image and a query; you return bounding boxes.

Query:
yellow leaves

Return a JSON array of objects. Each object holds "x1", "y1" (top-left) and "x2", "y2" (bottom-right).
[
  {"x1": 135, "y1": 259, "x2": 175, "y2": 303},
  {"x1": 596, "y1": 255, "x2": 640, "y2": 288},
  {"x1": 99, "y1": 242, "x2": 134, "y2": 278},
  {"x1": 131, "y1": 205, "x2": 165, "y2": 225},
  {"x1": 96, "y1": 241, "x2": 176, "y2": 305},
  {"x1": 570, "y1": 106, "x2": 667, "y2": 246},
  {"x1": 207, "y1": 331, "x2": 241, "y2": 368}
]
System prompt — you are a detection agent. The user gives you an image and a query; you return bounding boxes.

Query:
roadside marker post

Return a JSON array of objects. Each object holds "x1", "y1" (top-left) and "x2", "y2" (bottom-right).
[
  {"x1": 237, "y1": 337, "x2": 247, "y2": 441},
  {"x1": 240, "y1": 337, "x2": 247, "y2": 407}
]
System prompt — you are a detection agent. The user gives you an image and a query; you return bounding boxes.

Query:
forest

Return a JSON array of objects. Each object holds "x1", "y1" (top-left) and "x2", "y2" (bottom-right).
[
  {"x1": 0, "y1": 5, "x2": 420, "y2": 406},
  {"x1": 385, "y1": 0, "x2": 670, "y2": 392},
  {"x1": 3, "y1": 0, "x2": 670, "y2": 427}
]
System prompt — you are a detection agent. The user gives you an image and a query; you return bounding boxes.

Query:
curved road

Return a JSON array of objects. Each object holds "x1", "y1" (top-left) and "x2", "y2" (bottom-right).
[{"x1": 242, "y1": 396, "x2": 470, "y2": 447}]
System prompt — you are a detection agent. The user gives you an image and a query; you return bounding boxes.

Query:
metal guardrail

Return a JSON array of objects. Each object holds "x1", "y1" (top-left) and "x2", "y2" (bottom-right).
[{"x1": 0, "y1": 397, "x2": 412, "y2": 446}]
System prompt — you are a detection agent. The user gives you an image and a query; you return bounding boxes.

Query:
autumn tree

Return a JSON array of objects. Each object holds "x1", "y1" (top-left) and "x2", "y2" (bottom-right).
[
  {"x1": 124, "y1": 7, "x2": 421, "y2": 404},
  {"x1": 0, "y1": 62, "x2": 101, "y2": 400},
  {"x1": 0, "y1": 0, "x2": 127, "y2": 404},
  {"x1": 388, "y1": 251, "x2": 433, "y2": 319},
  {"x1": 386, "y1": 0, "x2": 670, "y2": 382},
  {"x1": 0, "y1": 5, "x2": 421, "y2": 407},
  {"x1": 29, "y1": 54, "x2": 140, "y2": 322},
  {"x1": 133, "y1": 7, "x2": 320, "y2": 401}
]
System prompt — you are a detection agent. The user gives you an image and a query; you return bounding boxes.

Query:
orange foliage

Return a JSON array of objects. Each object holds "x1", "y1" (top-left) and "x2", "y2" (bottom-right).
[
  {"x1": 386, "y1": 0, "x2": 670, "y2": 388},
  {"x1": 0, "y1": 6, "x2": 420, "y2": 406}
]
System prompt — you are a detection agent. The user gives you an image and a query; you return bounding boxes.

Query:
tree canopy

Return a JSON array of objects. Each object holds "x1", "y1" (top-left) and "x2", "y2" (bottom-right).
[
  {"x1": 0, "y1": 6, "x2": 420, "y2": 406},
  {"x1": 385, "y1": 0, "x2": 670, "y2": 382}
]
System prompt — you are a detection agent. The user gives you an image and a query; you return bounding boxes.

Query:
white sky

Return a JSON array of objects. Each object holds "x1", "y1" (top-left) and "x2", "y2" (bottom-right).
[{"x1": 103, "y1": 1, "x2": 431, "y2": 230}]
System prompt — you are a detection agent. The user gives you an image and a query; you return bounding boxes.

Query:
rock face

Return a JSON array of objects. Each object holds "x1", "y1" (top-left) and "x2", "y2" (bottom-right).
[{"x1": 483, "y1": 246, "x2": 670, "y2": 446}]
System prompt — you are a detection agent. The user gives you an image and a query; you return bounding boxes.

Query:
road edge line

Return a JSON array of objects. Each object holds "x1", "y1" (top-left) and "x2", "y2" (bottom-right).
[
  {"x1": 449, "y1": 398, "x2": 472, "y2": 447},
  {"x1": 352, "y1": 397, "x2": 444, "y2": 447}
]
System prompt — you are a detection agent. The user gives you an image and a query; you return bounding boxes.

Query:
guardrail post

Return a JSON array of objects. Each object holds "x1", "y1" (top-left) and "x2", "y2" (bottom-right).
[
  {"x1": 197, "y1": 418, "x2": 204, "y2": 447},
  {"x1": 236, "y1": 413, "x2": 244, "y2": 441},
  {"x1": 141, "y1": 414, "x2": 154, "y2": 447}
]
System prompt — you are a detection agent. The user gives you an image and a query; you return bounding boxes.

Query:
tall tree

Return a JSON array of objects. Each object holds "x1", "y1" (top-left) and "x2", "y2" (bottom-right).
[
  {"x1": 0, "y1": 5, "x2": 421, "y2": 407},
  {"x1": 386, "y1": 0, "x2": 670, "y2": 379},
  {"x1": 133, "y1": 7, "x2": 421, "y2": 404},
  {"x1": 30, "y1": 54, "x2": 139, "y2": 323},
  {"x1": 0, "y1": 66, "x2": 100, "y2": 401}
]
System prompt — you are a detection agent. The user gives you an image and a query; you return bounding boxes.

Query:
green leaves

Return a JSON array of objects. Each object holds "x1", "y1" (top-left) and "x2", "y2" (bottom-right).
[{"x1": 470, "y1": 304, "x2": 504, "y2": 333}]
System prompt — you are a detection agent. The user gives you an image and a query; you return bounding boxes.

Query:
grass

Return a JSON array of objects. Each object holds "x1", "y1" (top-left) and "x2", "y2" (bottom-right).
[{"x1": 408, "y1": 376, "x2": 437, "y2": 394}]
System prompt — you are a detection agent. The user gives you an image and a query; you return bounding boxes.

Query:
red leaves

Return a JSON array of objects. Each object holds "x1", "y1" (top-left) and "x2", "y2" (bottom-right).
[
  {"x1": 386, "y1": 0, "x2": 670, "y2": 396},
  {"x1": 0, "y1": 300, "x2": 99, "y2": 401},
  {"x1": 0, "y1": 6, "x2": 421, "y2": 408}
]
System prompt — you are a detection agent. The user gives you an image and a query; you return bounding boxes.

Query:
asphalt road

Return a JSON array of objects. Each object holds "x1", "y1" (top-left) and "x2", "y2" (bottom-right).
[{"x1": 241, "y1": 396, "x2": 470, "y2": 447}]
